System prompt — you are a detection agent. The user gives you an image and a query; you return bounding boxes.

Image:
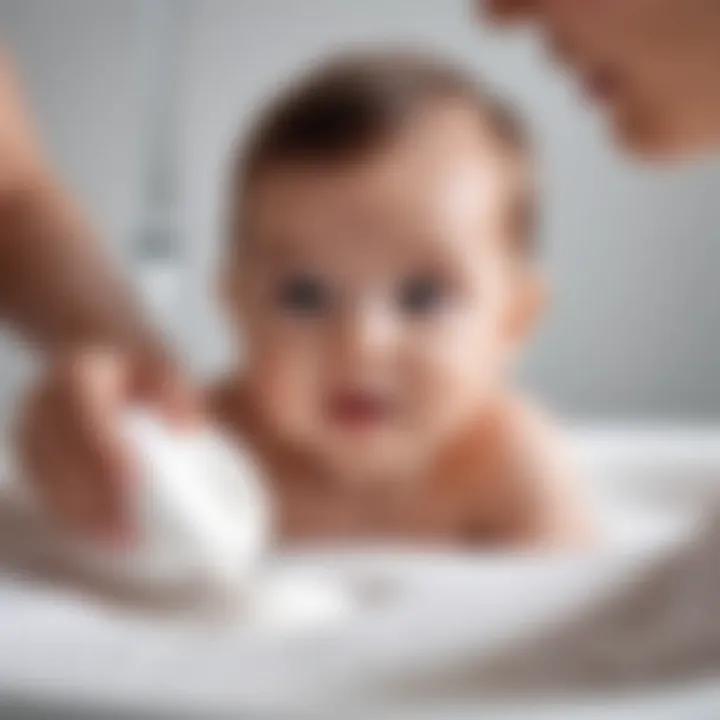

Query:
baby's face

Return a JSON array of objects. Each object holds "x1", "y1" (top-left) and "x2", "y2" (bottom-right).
[{"x1": 232, "y1": 108, "x2": 536, "y2": 476}]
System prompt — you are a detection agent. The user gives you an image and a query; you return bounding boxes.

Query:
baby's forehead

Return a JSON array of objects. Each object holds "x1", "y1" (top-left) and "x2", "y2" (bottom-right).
[
  {"x1": 243, "y1": 109, "x2": 514, "y2": 242},
  {"x1": 245, "y1": 222, "x2": 501, "y2": 282},
  {"x1": 244, "y1": 185, "x2": 509, "y2": 279}
]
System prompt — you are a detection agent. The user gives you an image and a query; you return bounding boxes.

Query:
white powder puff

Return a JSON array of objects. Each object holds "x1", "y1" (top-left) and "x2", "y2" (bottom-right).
[{"x1": 119, "y1": 410, "x2": 272, "y2": 593}]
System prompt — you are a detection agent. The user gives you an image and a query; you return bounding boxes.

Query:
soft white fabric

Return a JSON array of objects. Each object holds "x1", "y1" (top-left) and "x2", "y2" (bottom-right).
[
  {"x1": 118, "y1": 410, "x2": 270, "y2": 591},
  {"x1": 0, "y1": 427, "x2": 719, "y2": 717},
  {"x1": 0, "y1": 539, "x2": 696, "y2": 717}
]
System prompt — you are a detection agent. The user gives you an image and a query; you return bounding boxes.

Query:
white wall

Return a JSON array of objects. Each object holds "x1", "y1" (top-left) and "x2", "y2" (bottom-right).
[{"x1": 2, "y1": 0, "x2": 720, "y2": 419}]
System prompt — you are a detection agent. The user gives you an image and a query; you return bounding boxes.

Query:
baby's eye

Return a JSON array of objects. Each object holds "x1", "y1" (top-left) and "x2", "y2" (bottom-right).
[
  {"x1": 276, "y1": 274, "x2": 329, "y2": 316},
  {"x1": 398, "y1": 275, "x2": 447, "y2": 316}
]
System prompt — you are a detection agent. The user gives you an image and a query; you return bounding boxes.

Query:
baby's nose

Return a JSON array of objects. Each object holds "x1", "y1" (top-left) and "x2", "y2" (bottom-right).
[{"x1": 332, "y1": 304, "x2": 399, "y2": 369}]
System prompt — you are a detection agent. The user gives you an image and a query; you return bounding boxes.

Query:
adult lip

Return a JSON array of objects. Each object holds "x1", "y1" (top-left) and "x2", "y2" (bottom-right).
[
  {"x1": 544, "y1": 34, "x2": 622, "y2": 104},
  {"x1": 547, "y1": 32, "x2": 576, "y2": 68}
]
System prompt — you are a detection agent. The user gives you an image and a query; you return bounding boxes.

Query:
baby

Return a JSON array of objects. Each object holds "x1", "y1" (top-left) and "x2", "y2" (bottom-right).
[
  {"x1": 20, "y1": 51, "x2": 590, "y2": 550},
  {"x1": 210, "y1": 51, "x2": 590, "y2": 548}
]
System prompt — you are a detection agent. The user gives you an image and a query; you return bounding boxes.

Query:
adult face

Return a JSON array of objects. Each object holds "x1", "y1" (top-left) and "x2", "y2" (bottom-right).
[{"x1": 484, "y1": 0, "x2": 720, "y2": 157}]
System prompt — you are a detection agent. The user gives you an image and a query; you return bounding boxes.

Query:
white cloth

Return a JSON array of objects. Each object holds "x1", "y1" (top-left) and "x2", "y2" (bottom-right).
[
  {"x1": 1, "y1": 427, "x2": 720, "y2": 716},
  {"x1": 1, "y1": 411, "x2": 271, "y2": 603}
]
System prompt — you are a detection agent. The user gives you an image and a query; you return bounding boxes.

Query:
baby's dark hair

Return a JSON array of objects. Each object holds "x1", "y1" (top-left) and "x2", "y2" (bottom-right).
[{"x1": 232, "y1": 49, "x2": 534, "y2": 256}]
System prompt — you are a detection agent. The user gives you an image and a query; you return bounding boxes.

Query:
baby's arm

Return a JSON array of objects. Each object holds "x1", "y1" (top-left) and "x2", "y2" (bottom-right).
[{"x1": 487, "y1": 398, "x2": 594, "y2": 549}]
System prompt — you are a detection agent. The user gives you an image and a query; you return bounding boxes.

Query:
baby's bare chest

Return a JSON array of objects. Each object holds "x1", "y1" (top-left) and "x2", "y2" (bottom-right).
[{"x1": 266, "y1": 465, "x2": 514, "y2": 545}]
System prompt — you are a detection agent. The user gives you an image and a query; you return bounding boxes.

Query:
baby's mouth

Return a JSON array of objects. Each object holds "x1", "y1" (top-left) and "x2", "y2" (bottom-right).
[{"x1": 326, "y1": 389, "x2": 393, "y2": 430}]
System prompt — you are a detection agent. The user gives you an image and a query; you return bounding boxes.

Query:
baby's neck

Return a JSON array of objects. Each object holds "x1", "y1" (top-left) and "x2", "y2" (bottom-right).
[{"x1": 322, "y1": 446, "x2": 431, "y2": 490}]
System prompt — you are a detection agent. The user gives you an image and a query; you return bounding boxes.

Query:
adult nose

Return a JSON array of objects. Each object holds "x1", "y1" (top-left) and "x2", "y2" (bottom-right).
[{"x1": 482, "y1": 0, "x2": 539, "y2": 23}]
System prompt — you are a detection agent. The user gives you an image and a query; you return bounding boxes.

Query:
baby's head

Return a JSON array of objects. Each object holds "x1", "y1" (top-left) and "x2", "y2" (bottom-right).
[{"x1": 223, "y1": 51, "x2": 544, "y2": 476}]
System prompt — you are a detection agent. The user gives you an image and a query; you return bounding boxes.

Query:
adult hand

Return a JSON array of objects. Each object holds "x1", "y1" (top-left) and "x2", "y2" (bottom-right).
[{"x1": 16, "y1": 345, "x2": 201, "y2": 544}]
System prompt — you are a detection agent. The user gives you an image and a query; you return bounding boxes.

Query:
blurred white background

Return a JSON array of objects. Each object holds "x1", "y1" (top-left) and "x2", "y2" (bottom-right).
[{"x1": 1, "y1": 0, "x2": 720, "y2": 420}]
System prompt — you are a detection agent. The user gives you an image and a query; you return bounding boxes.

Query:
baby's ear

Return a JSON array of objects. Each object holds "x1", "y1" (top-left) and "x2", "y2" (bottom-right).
[{"x1": 503, "y1": 269, "x2": 549, "y2": 348}]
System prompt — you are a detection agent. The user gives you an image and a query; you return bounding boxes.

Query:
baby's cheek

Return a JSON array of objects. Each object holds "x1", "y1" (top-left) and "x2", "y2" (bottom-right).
[
  {"x1": 406, "y1": 321, "x2": 500, "y2": 428},
  {"x1": 252, "y1": 335, "x2": 323, "y2": 442}
]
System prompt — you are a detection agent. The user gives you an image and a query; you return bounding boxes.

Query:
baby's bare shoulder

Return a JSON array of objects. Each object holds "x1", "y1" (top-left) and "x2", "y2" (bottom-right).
[
  {"x1": 480, "y1": 394, "x2": 593, "y2": 547},
  {"x1": 490, "y1": 394, "x2": 572, "y2": 469}
]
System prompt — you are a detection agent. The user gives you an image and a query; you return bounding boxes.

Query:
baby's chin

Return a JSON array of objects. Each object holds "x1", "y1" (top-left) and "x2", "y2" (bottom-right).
[{"x1": 317, "y1": 430, "x2": 425, "y2": 479}]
